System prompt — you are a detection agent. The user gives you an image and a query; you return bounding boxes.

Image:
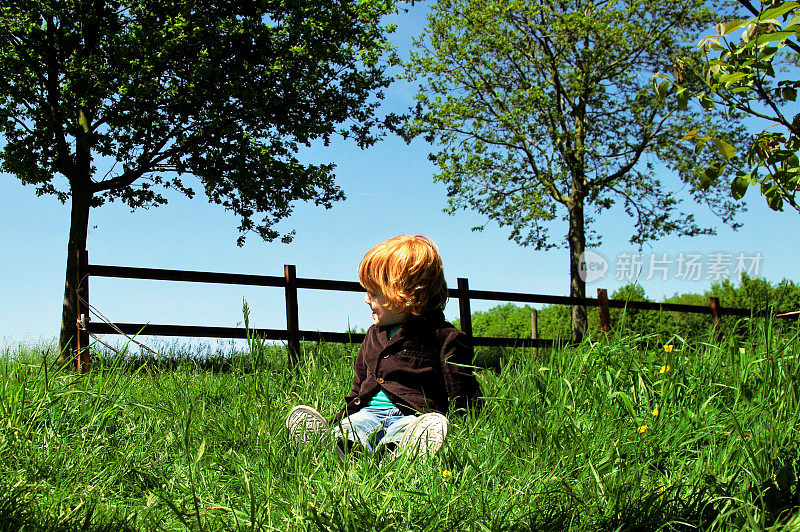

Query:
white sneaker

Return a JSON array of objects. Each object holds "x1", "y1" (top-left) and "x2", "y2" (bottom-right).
[
  {"x1": 397, "y1": 412, "x2": 450, "y2": 457},
  {"x1": 286, "y1": 405, "x2": 329, "y2": 445}
]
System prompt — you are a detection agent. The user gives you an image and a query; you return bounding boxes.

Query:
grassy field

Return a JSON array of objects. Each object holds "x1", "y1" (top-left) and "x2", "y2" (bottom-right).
[{"x1": 1, "y1": 319, "x2": 799, "y2": 531}]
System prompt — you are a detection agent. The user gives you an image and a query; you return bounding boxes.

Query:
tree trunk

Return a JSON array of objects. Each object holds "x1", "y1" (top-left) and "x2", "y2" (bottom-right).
[
  {"x1": 567, "y1": 198, "x2": 587, "y2": 343},
  {"x1": 58, "y1": 184, "x2": 91, "y2": 362},
  {"x1": 58, "y1": 95, "x2": 94, "y2": 363}
]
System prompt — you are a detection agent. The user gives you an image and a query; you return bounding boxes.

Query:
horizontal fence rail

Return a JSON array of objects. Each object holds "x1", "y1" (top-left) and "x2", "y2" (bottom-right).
[
  {"x1": 73, "y1": 250, "x2": 792, "y2": 372},
  {"x1": 87, "y1": 322, "x2": 367, "y2": 345},
  {"x1": 80, "y1": 263, "x2": 556, "y2": 349}
]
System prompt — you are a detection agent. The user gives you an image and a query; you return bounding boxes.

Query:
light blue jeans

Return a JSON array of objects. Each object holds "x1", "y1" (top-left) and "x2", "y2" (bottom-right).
[{"x1": 333, "y1": 407, "x2": 418, "y2": 454}]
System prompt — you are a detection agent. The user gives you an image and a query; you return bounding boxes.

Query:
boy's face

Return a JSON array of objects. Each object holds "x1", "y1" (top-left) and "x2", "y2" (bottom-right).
[{"x1": 364, "y1": 291, "x2": 408, "y2": 327}]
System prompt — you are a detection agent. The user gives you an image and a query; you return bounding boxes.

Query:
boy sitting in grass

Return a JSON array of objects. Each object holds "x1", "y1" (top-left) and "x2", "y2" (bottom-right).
[{"x1": 286, "y1": 234, "x2": 483, "y2": 458}]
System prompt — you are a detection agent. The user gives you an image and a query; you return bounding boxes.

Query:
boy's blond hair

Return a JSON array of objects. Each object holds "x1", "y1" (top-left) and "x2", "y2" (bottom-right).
[{"x1": 358, "y1": 235, "x2": 448, "y2": 316}]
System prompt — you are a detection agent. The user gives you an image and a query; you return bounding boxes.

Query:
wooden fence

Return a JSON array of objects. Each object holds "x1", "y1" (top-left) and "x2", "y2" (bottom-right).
[{"x1": 73, "y1": 249, "x2": 778, "y2": 372}]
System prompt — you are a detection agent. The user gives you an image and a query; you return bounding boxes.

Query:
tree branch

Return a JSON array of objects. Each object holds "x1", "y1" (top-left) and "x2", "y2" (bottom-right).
[
  {"x1": 91, "y1": 129, "x2": 182, "y2": 193},
  {"x1": 44, "y1": 15, "x2": 75, "y2": 179}
]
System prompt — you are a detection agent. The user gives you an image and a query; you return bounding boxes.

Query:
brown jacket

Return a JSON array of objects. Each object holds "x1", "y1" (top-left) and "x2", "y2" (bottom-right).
[{"x1": 334, "y1": 310, "x2": 483, "y2": 422}]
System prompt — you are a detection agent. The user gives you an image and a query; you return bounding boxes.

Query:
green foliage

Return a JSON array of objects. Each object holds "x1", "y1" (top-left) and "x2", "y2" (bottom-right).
[
  {"x1": 707, "y1": 273, "x2": 800, "y2": 340},
  {"x1": 0, "y1": 0, "x2": 402, "y2": 352},
  {"x1": 457, "y1": 302, "x2": 575, "y2": 342},
  {"x1": 461, "y1": 276, "x2": 800, "y2": 352},
  {"x1": 404, "y1": 0, "x2": 747, "y2": 341},
  {"x1": 468, "y1": 302, "x2": 531, "y2": 339},
  {"x1": 2, "y1": 319, "x2": 799, "y2": 530},
  {"x1": 0, "y1": 0, "x2": 399, "y2": 235},
  {"x1": 709, "y1": 273, "x2": 800, "y2": 311},
  {"x1": 658, "y1": 0, "x2": 800, "y2": 213},
  {"x1": 406, "y1": 0, "x2": 743, "y2": 244},
  {"x1": 608, "y1": 283, "x2": 658, "y2": 338},
  {"x1": 455, "y1": 302, "x2": 541, "y2": 367},
  {"x1": 658, "y1": 290, "x2": 712, "y2": 341},
  {"x1": 536, "y1": 304, "x2": 575, "y2": 342}
]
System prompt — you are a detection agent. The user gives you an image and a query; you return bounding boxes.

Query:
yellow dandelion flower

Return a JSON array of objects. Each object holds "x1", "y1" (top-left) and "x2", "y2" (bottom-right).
[
  {"x1": 442, "y1": 470, "x2": 453, "y2": 479},
  {"x1": 637, "y1": 425, "x2": 648, "y2": 433},
  {"x1": 652, "y1": 408, "x2": 659, "y2": 417},
  {"x1": 660, "y1": 365, "x2": 670, "y2": 374},
  {"x1": 663, "y1": 344, "x2": 674, "y2": 353}
]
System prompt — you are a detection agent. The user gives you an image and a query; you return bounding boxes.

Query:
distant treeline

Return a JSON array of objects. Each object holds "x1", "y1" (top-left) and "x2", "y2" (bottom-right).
[{"x1": 455, "y1": 274, "x2": 800, "y2": 366}]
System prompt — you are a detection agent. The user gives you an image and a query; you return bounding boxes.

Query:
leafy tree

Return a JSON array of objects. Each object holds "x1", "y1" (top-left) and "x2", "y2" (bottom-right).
[
  {"x1": 608, "y1": 277, "x2": 799, "y2": 341},
  {"x1": 453, "y1": 301, "x2": 584, "y2": 367},
  {"x1": 608, "y1": 284, "x2": 654, "y2": 337},
  {"x1": 467, "y1": 302, "x2": 533, "y2": 339},
  {"x1": 707, "y1": 273, "x2": 800, "y2": 337},
  {"x1": 453, "y1": 302, "x2": 535, "y2": 367},
  {"x1": 404, "y1": 0, "x2": 747, "y2": 342},
  {"x1": 661, "y1": 290, "x2": 711, "y2": 341},
  {"x1": 0, "y1": 0, "x2": 400, "y2": 357},
  {"x1": 606, "y1": 284, "x2": 706, "y2": 343},
  {"x1": 658, "y1": 0, "x2": 800, "y2": 212},
  {"x1": 534, "y1": 304, "x2": 574, "y2": 342},
  {"x1": 456, "y1": 302, "x2": 578, "y2": 343}
]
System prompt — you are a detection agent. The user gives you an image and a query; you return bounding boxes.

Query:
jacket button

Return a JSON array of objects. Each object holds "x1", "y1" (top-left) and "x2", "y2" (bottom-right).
[{"x1": 377, "y1": 377, "x2": 384, "y2": 384}]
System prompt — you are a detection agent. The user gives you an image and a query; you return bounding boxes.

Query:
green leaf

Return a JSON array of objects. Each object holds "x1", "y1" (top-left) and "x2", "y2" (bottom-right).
[
  {"x1": 655, "y1": 79, "x2": 671, "y2": 98},
  {"x1": 714, "y1": 138, "x2": 736, "y2": 161},
  {"x1": 731, "y1": 174, "x2": 750, "y2": 199},
  {"x1": 702, "y1": 162, "x2": 724, "y2": 189},
  {"x1": 699, "y1": 94, "x2": 716, "y2": 110},
  {"x1": 676, "y1": 87, "x2": 690, "y2": 109},
  {"x1": 782, "y1": 87, "x2": 797, "y2": 101},
  {"x1": 723, "y1": 19, "x2": 750, "y2": 35},
  {"x1": 753, "y1": 31, "x2": 795, "y2": 47},
  {"x1": 719, "y1": 72, "x2": 748, "y2": 87},
  {"x1": 694, "y1": 136, "x2": 710, "y2": 154},
  {"x1": 760, "y1": 2, "x2": 799, "y2": 21},
  {"x1": 767, "y1": 190, "x2": 785, "y2": 210},
  {"x1": 681, "y1": 129, "x2": 698, "y2": 142}
]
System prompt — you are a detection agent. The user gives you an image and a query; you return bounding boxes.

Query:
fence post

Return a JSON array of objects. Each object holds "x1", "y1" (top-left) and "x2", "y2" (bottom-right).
[
  {"x1": 531, "y1": 308, "x2": 539, "y2": 358},
  {"x1": 76, "y1": 249, "x2": 91, "y2": 373},
  {"x1": 709, "y1": 297, "x2": 720, "y2": 337},
  {"x1": 597, "y1": 288, "x2": 611, "y2": 333},
  {"x1": 709, "y1": 297, "x2": 720, "y2": 323},
  {"x1": 284, "y1": 264, "x2": 300, "y2": 366},
  {"x1": 457, "y1": 278, "x2": 472, "y2": 337}
]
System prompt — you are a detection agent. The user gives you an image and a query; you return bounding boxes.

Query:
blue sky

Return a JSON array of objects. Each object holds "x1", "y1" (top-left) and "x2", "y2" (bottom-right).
[{"x1": 2, "y1": 5, "x2": 799, "y2": 348}]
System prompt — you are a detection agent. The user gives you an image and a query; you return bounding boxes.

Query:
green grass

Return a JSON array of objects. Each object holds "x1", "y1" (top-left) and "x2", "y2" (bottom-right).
[{"x1": 1, "y1": 320, "x2": 799, "y2": 531}]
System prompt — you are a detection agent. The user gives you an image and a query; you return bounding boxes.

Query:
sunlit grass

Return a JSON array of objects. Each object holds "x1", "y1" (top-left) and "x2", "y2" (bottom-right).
[{"x1": 1, "y1": 318, "x2": 798, "y2": 530}]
